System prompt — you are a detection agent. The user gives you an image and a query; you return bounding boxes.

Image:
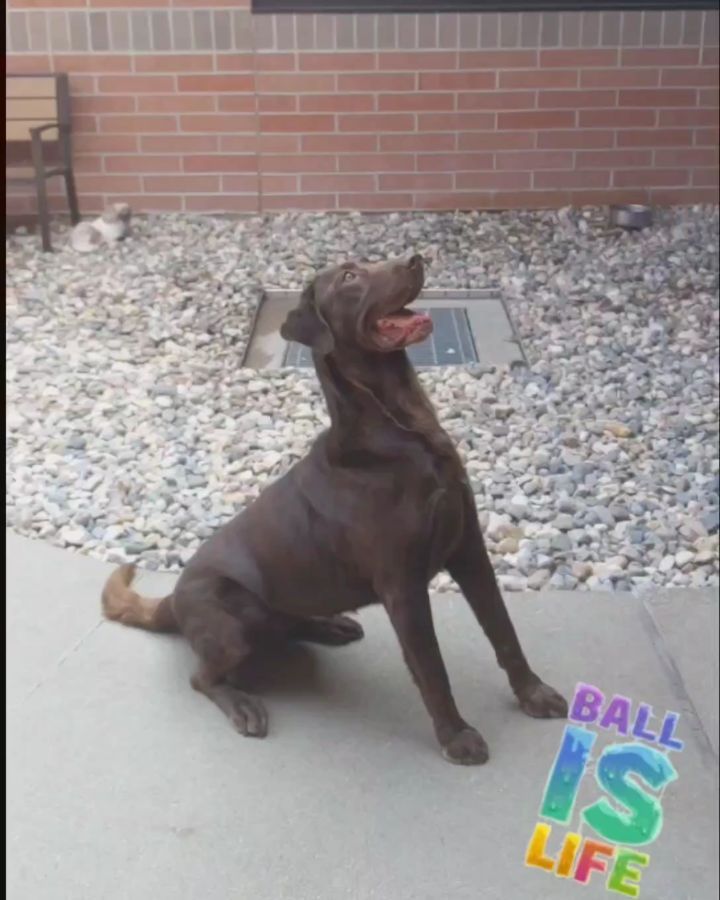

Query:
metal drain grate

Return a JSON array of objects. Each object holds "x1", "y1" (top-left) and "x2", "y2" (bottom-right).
[
  {"x1": 242, "y1": 289, "x2": 525, "y2": 370},
  {"x1": 284, "y1": 307, "x2": 479, "y2": 368}
]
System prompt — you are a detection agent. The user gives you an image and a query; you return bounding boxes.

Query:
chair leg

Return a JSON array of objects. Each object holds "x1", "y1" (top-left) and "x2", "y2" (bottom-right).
[
  {"x1": 64, "y1": 169, "x2": 80, "y2": 225},
  {"x1": 35, "y1": 175, "x2": 52, "y2": 252}
]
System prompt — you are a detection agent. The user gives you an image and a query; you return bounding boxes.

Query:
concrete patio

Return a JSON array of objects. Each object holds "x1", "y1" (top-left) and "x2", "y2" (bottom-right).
[{"x1": 7, "y1": 529, "x2": 718, "y2": 900}]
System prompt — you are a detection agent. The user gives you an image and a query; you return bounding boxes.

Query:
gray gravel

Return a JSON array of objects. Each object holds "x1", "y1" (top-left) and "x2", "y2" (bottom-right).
[{"x1": 6, "y1": 207, "x2": 719, "y2": 593}]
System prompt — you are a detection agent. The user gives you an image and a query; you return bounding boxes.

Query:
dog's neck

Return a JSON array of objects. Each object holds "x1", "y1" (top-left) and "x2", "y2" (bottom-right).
[{"x1": 313, "y1": 347, "x2": 456, "y2": 462}]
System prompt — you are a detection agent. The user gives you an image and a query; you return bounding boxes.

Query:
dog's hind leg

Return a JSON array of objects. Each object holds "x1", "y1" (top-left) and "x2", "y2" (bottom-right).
[{"x1": 181, "y1": 595, "x2": 269, "y2": 738}]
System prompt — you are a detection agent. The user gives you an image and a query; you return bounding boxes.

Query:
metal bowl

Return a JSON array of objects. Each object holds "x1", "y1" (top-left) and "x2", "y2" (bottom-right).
[{"x1": 609, "y1": 204, "x2": 653, "y2": 231}]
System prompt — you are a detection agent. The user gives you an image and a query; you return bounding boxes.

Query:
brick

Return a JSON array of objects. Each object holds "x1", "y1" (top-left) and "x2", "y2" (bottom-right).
[
  {"x1": 262, "y1": 195, "x2": 337, "y2": 211},
  {"x1": 661, "y1": 68, "x2": 719, "y2": 87},
  {"x1": 302, "y1": 134, "x2": 377, "y2": 152},
  {"x1": 569, "y1": 189, "x2": 649, "y2": 206},
  {"x1": 187, "y1": 195, "x2": 259, "y2": 212},
  {"x1": 618, "y1": 129, "x2": 693, "y2": 147},
  {"x1": 499, "y1": 69, "x2": 577, "y2": 88},
  {"x1": 72, "y1": 116, "x2": 98, "y2": 134},
  {"x1": 614, "y1": 168, "x2": 688, "y2": 187},
  {"x1": 459, "y1": 132, "x2": 535, "y2": 150},
  {"x1": 379, "y1": 173, "x2": 453, "y2": 191},
  {"x1": 134, "y1": 55, "x2": 214, "y2": 73},
  {"x1": 258, "y1": 135, "x2": 301, "y2": 153},
  {"x1": 338, "y1": 114, "x2": 414, "y2": 132},
  {"x1": 338, "y1": 154, "x2": 414, "y2": 173},
  {"x1": 181, "y1": 115, "x2": 255, "y2": 133},
  {"x1": 539, "y1": 90, "x2": 616, "y2": 109},
  {"x1": 52, "y1": 54, "x2": 132, "y2": 72},
  {"x1": 410, "y1": 192, "x2": 484, "y2": 210},
  {"x1": 301, "y1": 174, "x2": 376, "y2": 192},
  {"x1": 299, "y1": 53, "x2": 376, "y2": 71},
  {"x1": 75, "y1": 96, "x2": 135, "y2": 114},
  {"x1": 655, "y1": 148, "x2": 718, "y2": 166},
  {"x1": 97, "y1": 75, "x2": 174, "y2": 94},
  {"x1": 74, "y1": 156, "x2": 103, "y2": 173},
  {"x1": 378, "y1": 93, "x2": 454, "y2": 112},
  {"x1": 576, "y1": 149, "x2": 653, "y2": 168},
  {"x1": 252, "y1": 54, "x2": 295, "y2": 72},
  {"x1": 76, "y1": 175, "x2": 141, "y2": 193},
  {"x1": 702, "y1": 48, "x2": 719, "y2": 67},
  {"x1": 100, "y1": 115, "x2": 176, "y2": 134},
  {"x1": 650, "y1": 187, "x2": 718, "y2": 205},
  {"x1": 537, "y1": 130, "x2": 614, "y2": 149},
  {"x1": 301, "y1": 94, "x2": 374, "y2": 113},
  {"x1": 262, "y1": 155, "x2": 338, "y2": 173},
  {"x1": 219, "y1": 135, "x2": 259, "y2": 153},
  {"x1": 458, "y1": 91, "x2": 535, "y2": 111},
  {"x1": 418, "y1": 113, "x2": 495, "y2": 131},
  {"x1": 658, "y1": 109, "x2": 718, "y2": 128},
  {"x1": 145, "y1": 175, "x2": 220, "y2": 192},
  {"x1": 496, "y1": 150, "x2": 573, "y2": 170},
  {"x1": 257, "y1": 73, "x2": 335, "y2": 92},
  {"x1": 179, "y1": 75, "x2": 254, "y2": 92},
  {"x1": 621, "y1": 48, "x2": 699, "y2": 66},
  {"x1": 694, "y1": 129, "x2": 720, "y2": 147},
  {"x1": 496, "y1": 190, "x2": 573, "y2": 208},
  {"x1": 88, "y1": 1, "x2": 172, "y2": 7},
  {"x1": 7, "y1": 55, "x2": 51, "y2": 75},
  {"x1": 142, "y1": 135, "x2": 218, "y2": 152},
  {"x1": 458, "y1": 51, "x2": 537, "y2": 68},
  {"x1": 619, "y1": 88, "x2": 698, "y2": 107},
  {"x1": 76, "y1": 134, "x2": 138, "y2": 153},
  {"x1": 692, "y1": 169, "x2": 720, "y2": 187},
  {"x1": 259, "y1": 175, "x2": 297, "y2": 193},
  {"x1": 67, "y1": 76, "x2": 97, "y2": 96},
  {"x1": 378, "y1": 51, "x2": 457, "y2": 71},
  {"x1": 380, "y1": 133, "x2": 455, "y2": 152},
  {"x1": 218, "y1": 96, "x2": 258, "y2": 112},
  {"x1": 534, "y1": 170, "x2": 610, "y2": 188},
  {"x1": 455, "y1": 171, "x2": 531, "y2": 189},
  {"x1": 417, "y1": 152, "x2": 493, "y2": 172},
  {"x1": 184, "y1": 155, "x2": 256, "y2": 173},
  {"x1": 261, "y1": 114, "x2": 335, "y2": 133},
  {"x1": 338, "y1": 73, "x2": 416, "y2": 91},
  {"x1": 699, "y1": 89, "x2": 720, "y2": 106},
  {"x1": 498, "y1": 110, "x2": 575, "y2": 129},
  {"x1": 257, "y1": 95, "x2": 296, "y2": 112},
  {"x1": 540, "y1": 49, "x2": 617, "y2": 67},
  {"x1": 418, "y1": 72, "x2": 496, "y2": 91},
  {"x1": 138, "y1": 95, "x2": 214, "y2": 113},
  {"x1": 580, "y1": 109, "x2": 656, "y2": 128},
  {"x1": 581, "y1": 68, "x2": 659, "y2": 88},
  {"x1": 105, "y1": 155, "x2": 181, "y2": 173},
  {"x1": 338, "y1": 193, "x2": 413, "y2": 210}
]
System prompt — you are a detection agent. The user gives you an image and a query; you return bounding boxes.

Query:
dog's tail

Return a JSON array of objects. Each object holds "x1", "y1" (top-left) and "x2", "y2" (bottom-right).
[{"x1": 101, "y1": 564, "x2": 177, "y2": 633}]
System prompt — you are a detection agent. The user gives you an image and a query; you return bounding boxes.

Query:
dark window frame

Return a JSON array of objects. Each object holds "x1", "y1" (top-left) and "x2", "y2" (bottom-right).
[{"x1": 253, "y1": 1, "x2": 716, "y2": 13}]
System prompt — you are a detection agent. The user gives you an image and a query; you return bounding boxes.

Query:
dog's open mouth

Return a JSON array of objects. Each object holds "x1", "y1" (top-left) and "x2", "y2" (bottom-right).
[{"x1": 373, "y1": 307, "x2": 433, "y2": 351}]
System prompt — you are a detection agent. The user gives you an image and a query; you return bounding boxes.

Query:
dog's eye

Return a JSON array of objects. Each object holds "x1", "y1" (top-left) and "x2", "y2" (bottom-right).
[{"x1": 342, "y1": 271, "x2": 356, "y2": 283}]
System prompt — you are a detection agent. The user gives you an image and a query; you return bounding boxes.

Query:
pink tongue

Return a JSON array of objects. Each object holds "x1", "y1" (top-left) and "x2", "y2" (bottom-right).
[{"x1": 376, "y1": 312, "x2": 430, "y2": 337}]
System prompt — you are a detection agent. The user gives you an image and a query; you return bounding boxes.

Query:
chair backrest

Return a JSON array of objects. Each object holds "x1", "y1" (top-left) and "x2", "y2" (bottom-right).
[{"x1": 6, "y1": 73, "x2": 69, "y2": 143}]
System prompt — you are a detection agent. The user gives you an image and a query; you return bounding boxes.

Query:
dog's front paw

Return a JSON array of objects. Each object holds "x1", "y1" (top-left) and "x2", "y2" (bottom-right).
[
  {"x1": 441, "y1": 727, "x2": 489, "y2": 766},
  {"x1": 517, "y1": 681, "x2": 568, "y2": 719}
]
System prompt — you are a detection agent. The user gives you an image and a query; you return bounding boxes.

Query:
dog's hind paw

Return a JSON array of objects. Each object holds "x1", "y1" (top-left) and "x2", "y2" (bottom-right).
[{"x1": 291, "y1": 614, "x2": 364, "y2": 646}]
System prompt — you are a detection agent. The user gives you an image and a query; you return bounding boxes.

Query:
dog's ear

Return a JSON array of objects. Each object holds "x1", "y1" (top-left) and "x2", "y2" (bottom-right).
[{"x1": 280, "y1": 283, "x2": 334, "y2": 355}]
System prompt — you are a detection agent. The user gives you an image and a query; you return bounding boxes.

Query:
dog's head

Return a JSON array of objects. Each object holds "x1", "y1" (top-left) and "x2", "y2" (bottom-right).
[{"x1": 280, "y1": 255, "x2": 430, "y2": 357}]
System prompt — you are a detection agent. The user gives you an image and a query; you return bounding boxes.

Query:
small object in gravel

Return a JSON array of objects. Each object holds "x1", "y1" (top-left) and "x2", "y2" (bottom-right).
[
  {"x1": 609, "y1": 204, "x2": 653, "y2": 231},
  {"x1": 70, "y1": 202, "x2": 133, "y2": 253}
]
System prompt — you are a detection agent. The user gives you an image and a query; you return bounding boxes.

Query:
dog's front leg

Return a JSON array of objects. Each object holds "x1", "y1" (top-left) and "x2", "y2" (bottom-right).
[
  {"x1": 381, "y1": 583, "x2": 489, "y2": 765},
  {"x1": 447, "y1": 492, "x2": 568, "y2": 720}
]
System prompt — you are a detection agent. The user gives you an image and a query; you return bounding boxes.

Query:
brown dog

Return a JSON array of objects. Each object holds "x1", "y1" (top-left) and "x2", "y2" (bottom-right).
[{"x1": 102, "y1": 255, "x2": 567, "y2": 764}]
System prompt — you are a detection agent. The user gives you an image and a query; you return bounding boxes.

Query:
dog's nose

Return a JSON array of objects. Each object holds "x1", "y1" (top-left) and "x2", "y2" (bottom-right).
[{"x1": 407, "y1": 254, "x2": 423, "y2": 270}]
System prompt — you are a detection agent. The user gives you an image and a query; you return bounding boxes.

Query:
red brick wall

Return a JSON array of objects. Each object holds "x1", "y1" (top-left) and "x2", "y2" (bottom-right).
[{"x1": 6, "y1": 2, "x2": 720, "y2": 215}]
